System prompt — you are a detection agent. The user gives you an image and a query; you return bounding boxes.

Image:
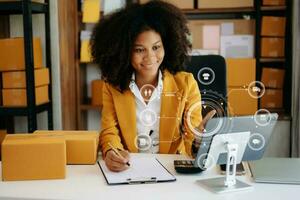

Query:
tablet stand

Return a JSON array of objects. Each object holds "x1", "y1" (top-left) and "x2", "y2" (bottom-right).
[{"x1": 197, "y1": 132, "x2": 253, "y2": 193}]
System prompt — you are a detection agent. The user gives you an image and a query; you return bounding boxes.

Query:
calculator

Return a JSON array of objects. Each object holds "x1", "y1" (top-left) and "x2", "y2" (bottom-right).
[{"x1": 174, "y1": 160, "x2": 204, "y2": 174}]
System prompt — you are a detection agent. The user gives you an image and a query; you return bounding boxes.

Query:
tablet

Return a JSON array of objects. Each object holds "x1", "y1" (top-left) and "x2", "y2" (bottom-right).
[{"x1": 194, "y1": 113, "x2": 278, "y2": 168}]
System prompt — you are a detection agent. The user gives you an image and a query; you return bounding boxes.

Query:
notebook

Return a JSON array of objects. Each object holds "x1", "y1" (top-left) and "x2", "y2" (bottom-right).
[
  {"x1": 98, "y1": 157, "x2": 176, "y2": 185},
  {"x1": 249, "y1": 157, "x2": 300, "y2": 184}
]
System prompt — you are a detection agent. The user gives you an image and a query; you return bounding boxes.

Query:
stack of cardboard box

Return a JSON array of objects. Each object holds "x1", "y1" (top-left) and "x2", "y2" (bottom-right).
[
  {"x1": 260, "y1": 0, "x2": 286, "y2": 109},
  {"x1": 1, "y1": 131, "x2": 99, "y2": 181},
  {"x1": 0, "y1": 37, "x2": 49, "y2": 107},
  {"x1": 188, "y1": 19, "x2": 255, "y2": 56},
  {"x1": 261, "y1": 68, "x2": 285, "y2": 109},
  {"x1": 261, "y1": 16, "x2": 286, "y2": 57},
  {"x1": 226, "y1": 58, "x2": 257, "y2": 116}
]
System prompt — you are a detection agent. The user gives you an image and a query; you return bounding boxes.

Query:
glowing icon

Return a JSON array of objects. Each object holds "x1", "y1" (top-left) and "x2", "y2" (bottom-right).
[
  {"x1": 248, "y1": 81, "x2": 265, "y2": 99},
  {"x1": 197, "y1": 67, "x2": 215, "y2": 85},
  {"x1": 138, "y1": 138, "x2": 147, "y2": 147},
  {"x1": 202, "y1": 73, "x2": 210, "y2": 80},
  {"x1": 260, "y1": 114, "x2": 267, "y2": 121},
  {"x1": 252, "y1": 86, "x2": 261, "y2": 93},
  {"x1": 145, "y1": 114, "x2": 152, "y2": 123},
  {"x1": 140, "y1": 84, "x2": 156, "y2": 102},
  {"x1": 252, "y1": 139, "x2": 261, "y2": 145},
  {"x1": 143, "y1": 89, "x2": 152, "y2": 98}
]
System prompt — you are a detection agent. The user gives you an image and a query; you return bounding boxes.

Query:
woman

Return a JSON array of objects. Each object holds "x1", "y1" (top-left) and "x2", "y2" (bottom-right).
[{"x1": 91, "y1": 1, "x2": 203, "y2": 172}]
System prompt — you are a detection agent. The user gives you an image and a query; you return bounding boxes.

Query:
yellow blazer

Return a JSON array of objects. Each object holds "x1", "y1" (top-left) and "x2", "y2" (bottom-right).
[{"x1": 100, "y1": 70, "x2": 202, "y2": 157}]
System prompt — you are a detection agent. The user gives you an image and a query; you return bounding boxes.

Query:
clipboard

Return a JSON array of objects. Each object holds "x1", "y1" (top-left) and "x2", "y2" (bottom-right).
[{"x1": 98, "y1": 157, "x2": 176, "y2": 185}]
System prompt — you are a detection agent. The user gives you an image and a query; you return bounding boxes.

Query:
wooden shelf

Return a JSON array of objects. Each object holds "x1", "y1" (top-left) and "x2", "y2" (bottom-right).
[
  {"x1": 260, "y1": 58, "x2": 285, "y2": 63},
  {"x1": 183, "y1": 7, "x2": 255, "y2": 14},
  {"x1": 0, "y1": 2, "x2": 48, "y2": 14},
  {"x1": 261, "y1": 6, "x2": 286, "y2": 11}
]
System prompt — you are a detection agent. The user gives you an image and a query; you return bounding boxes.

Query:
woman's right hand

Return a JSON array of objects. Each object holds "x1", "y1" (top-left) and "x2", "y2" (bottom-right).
[{"x1": 104, "y1": 149, "x2": 130, "y2": 172}]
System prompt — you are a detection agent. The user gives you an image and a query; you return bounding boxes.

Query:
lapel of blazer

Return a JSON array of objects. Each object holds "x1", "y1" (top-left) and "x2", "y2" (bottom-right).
[
  {"x1": 112, "y1": 88, "x2": 138, "y2": 152},
  {"x1": 159, "y1": 71, "x2": 183, "y2": 153}
]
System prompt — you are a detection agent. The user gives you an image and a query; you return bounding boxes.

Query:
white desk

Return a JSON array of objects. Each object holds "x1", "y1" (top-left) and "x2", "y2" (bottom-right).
[{"x1": 0, "y1": 153, "x2": 299, "y2": 200}]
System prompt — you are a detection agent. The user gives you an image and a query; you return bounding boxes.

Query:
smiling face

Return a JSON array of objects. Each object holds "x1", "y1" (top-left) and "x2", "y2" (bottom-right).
[{"x1": 131, "y1": 30, "x2": 165, "y2": 80}]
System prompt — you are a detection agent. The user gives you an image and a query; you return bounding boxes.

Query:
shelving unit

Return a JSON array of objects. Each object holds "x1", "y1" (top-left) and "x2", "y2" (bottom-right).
[
  {"x1": 254, "y1": 0, "x2": 292, "y2": 115},
  {"x1": 75, "y1": 0, "x2": 134, "y2": 130},
  {"x1": 74, "y1": 0, "x2": 292, "y2": 129},
  {"x1": 0, "y1": 0, "x2": 53, "y2": 133}
]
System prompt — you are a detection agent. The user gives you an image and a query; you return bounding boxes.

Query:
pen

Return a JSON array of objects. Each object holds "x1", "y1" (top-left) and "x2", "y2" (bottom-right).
[
  {"x1": 108, "y1": 142, "x2": 130, "y2": 166},
  {"x1": 149, "y1": 130, "x2": 153, "y2": 136}
]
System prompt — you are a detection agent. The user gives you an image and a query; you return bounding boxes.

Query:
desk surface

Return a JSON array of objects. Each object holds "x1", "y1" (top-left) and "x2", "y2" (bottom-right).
[{"x1": 0, "y1": 153, "x2": 299, "y2": 200}]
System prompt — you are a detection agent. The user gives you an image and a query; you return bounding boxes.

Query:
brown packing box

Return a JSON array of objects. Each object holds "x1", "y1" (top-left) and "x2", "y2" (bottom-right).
[
  {"x1": 226, "y1": 58, "x2": 256, "y2": 87},
  {"x1": 34, "y1": 130, "x2": 99, "y2": 164},
  {"x1": 2, "y1": 68, "x2": 49, "y2": 89},
  {"x1": 261, "y1": 37, "x2": 285, "y2": 57},
  {"x1": 262, "y1": 0, "x2": 285, "y2": 6},
  {"x1": 91, "y1": 79, "x2": 103, "y2": 107},
  {"x1": 2, "y1": 85, "x2": 49, "y2": 107},
  {"x1": 227, "y1": 86, "x2": 258, "y2": 116},
  {"x1": 1, "y1": 134, "x2": 66, "y2": 181},
  {"x1": 0, "y1": 37, "x2": 43, "y2": 71},
  {"x1": 261, "y1": 89, "x2": 283, "y2": 108},
  {"x1": 261, "y1": 16, "x2": 286, "y2": 37},
  {"x1": 261, "y1": 68, "x2": 285, "y2": 89},
  {"x1": 139, "y1": 0, "x2": 194, "y2": 9},
  {"x1": 0, "y1": 130, "x2": 7, "y2": 161},
  {"x1": 198, "y1": 0, "x2": 253, "y2": 9},
  {"x1": 188, "y1": 19, "x2": 255, "y2": 49}
]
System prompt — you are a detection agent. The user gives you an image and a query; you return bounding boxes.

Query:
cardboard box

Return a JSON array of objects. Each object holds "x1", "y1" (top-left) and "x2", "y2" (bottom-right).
[
  {"x1": 0, "y1": 130, "x2": 7, "y2": 161},
  {"x1": 261, "y1": 89, "x2": 283, "y2": 108},
  {"x1": 226, "y1": 58, "x2": 256, "y2": 87},
  {"x1": 261, "y1": 37, "x2": 285, "y2": 57},
  {"x1": 261, "y1": 16, "x2": 286, "y2": 37},
  {"x1": 2, "y1": 85, "x2": 49, "y2": 107},
  {"x1": 1, "y1": 134, "x2": 66, "y2": 181},
  {"x1": 198, "y1": 0, "x2": 253, "y2": 8},
  {"x1": 188, "y1": 19, "x2": 255, "y2": 49},
  {"x1": 91, "y1": 79, "x2": 103, "y2": 107},
  {"x1": 34, "y1": 130, "x2": 99, "y2": 164},
  {"x1": 227, "y1": 86, "x2": 258, "y2": 116},
  {"x1": 202, "y1": 25, "x2": 220, "y2": 49},
  {"x1": 262, "y1": 0, "x2": 285, "y2": 6},
  {"x1": 0, "y1": 37, "x2": 43, "y2": 71},
  {"x1": 220, "y1": 35, "x2": 254, "y2": 58},
  {"x1": 2, "y1": 68, "x2": 49, "y2": 89},
  {"x1": 139, "y1": 0, "x2": 194, "y2": 9},
  {"x1": 261, "y1": 68, "x2": 285, "y2": 89}
]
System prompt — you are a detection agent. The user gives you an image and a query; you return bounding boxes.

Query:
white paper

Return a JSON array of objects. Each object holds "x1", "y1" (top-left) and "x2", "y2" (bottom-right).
[
  {"x1": 202, "y1": 25, "x2": 220, "y2": 49},
  {"x1": 98, "y1": 157, "x2": 175, "y2": 184},
  {"x1": 220, "y1": 35, "x2": 254, "y2": 58}
]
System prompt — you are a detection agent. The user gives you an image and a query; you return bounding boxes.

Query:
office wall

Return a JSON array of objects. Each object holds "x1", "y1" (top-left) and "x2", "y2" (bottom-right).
[{"x1": 9, "y1": 0, "x2": 62, "y2": 131}]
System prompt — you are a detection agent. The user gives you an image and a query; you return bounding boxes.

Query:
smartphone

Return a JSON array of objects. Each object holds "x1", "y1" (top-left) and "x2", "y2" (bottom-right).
[{"x1": 219, "y1": 163, "x2": 246, "y2": 175}]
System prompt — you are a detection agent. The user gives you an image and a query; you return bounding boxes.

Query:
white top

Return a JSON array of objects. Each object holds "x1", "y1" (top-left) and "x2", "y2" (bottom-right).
[
  {"x1": 129, "y1": 71, "x2": 163, "y2": 153},
  {"x1": 0, "y1": 154, "x2": 299, "y2": 200}
]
